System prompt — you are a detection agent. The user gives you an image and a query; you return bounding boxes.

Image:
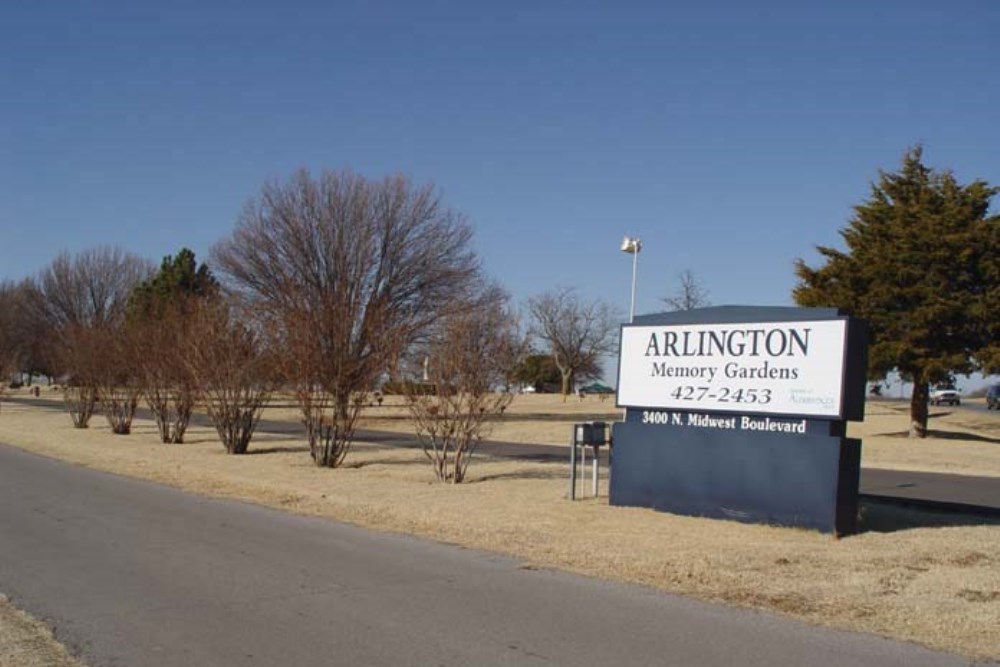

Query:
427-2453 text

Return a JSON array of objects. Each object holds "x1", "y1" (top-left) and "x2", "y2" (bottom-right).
[{"x1": 669, "y1": 386, "x2": 772, "y2": 404}]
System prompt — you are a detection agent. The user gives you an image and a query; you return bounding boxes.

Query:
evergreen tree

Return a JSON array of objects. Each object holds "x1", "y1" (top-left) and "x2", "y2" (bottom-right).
[
  {"x1": 514, "y1": 354, "x2": 563, "y2": 391},
  {"x1": 128, "y1": 248, "x2": 218, "y2": 320},
  {"x1": 514, "y1": 353, "x2": 601, "y2": 392},
  {"x1": 126, "y1": 248, "x2": 218, "y2": 443},
  {"x1": 794, "y1": 147, "x2": 999, "y2": 437}
]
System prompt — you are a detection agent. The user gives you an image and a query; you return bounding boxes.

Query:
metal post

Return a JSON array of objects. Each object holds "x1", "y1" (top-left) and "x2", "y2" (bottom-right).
[
  {"x1": 569, "y1": 427, "x2": 577, "y2": 500},
  {"x1": 629, "y1": 248, "x2": 638, "y2": 322},
  {"x1": 592, "y1": 445, "x2": 599, "y2": 497}
]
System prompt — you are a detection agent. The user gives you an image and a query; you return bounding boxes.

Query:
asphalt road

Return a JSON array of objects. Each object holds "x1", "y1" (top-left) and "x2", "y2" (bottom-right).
[
  {"x1": 961, "y1": 401, "x2": 998, "y2": 414},
  {"x1": 861, "y1": 468, "x2": 1000, "y2": 511},
  {"x1": 0, "y1": 443, "x2": 983, "y2": 667}
]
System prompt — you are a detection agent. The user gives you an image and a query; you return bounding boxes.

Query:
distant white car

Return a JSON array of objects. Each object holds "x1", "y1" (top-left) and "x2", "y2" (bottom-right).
[
  {"x1": 929, "y1": 385, "x2": 960, "y2": 406},
  {"x1": 520, "y1": 386, "x2": 537, "y2": 394}
]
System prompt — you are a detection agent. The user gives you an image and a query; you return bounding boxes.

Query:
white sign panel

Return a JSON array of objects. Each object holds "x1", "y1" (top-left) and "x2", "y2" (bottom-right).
[{"x1": 616, "y1": 319, "x2": 848, "y2": 418}]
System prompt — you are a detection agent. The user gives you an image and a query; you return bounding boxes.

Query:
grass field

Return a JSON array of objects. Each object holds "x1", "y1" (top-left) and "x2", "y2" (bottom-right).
[
  {"x1": 0, "y1": 391, "x2": 998, "y2": 662},
  {"x1": 0, "y1": 595, "x2": 83, "y2": 667}
]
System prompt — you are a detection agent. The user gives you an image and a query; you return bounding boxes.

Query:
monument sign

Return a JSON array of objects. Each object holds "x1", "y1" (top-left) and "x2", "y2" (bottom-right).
[{"x1": 611, "y1": 306, "x2": 868, "y2": 535}]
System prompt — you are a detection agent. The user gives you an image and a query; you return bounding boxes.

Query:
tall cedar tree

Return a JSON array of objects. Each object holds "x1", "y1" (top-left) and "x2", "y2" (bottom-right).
[
  {"x1": 794, "y1": 147, "x2": 999, "y2": 437},
  {"x1": 128, "y1": 248, "x2": 218, "y2": 319}
]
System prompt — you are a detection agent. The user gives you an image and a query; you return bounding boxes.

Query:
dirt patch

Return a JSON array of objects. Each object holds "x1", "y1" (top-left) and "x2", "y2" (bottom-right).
[{"x1": 1, "y1": 394, "x2": 999, "y2": 660}]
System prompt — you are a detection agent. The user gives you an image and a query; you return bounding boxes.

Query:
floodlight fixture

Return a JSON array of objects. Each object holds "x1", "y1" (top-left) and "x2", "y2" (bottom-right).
[{"x1": 620, "y1": 236, "x2": 642, "y2": 254}]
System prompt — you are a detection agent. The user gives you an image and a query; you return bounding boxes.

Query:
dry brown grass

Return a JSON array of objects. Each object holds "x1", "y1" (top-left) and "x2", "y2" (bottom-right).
[
  {"x1": 851, "y1": 400, "x2": 1000, "y2": 477},
  {"x1": 351, "y1": 394, "x2": 1000, "y2": 478},
  {"x1": 1, "y1": 392, "x2": 998, "y2": 660},
  {"x1": 0, "y1": 595, "x2": 84, "y2": 667}
]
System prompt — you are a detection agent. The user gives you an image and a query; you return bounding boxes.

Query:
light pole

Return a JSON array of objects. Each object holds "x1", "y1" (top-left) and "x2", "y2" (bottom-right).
[{"x1": 620, "y1": 236, "x2": 642, "y2": 322}]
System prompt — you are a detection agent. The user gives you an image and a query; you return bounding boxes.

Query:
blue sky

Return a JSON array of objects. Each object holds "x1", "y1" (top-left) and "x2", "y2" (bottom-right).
[{"x1": 2, "y1": 0, "x2": 999, "y2": 329}]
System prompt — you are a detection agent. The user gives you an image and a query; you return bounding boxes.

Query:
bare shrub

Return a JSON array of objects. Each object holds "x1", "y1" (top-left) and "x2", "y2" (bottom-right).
[
  {"x1": 28, "y1": 247, "x2": 151, "y2": 428},
  {"x1": 213, "y1": 169, "x2": 481, "y2": 467},
  {"x1": 275, "y1": 307, "x2": 402, "y2": 468},
  {"x1": 92, "y1": 326, "x2": 141, "y2": 435},
  {"x1": 133, "y1": 312, "x2": 197, "y2": 443},
  {"x1": 63, "y1": 385, "x2": 98, "y2": 428},
  {"x1": 127, "y1": 250, "x2": 217, "y2": 444},
  {"x1": 57, "y1": 324, "x2": 103, "y2": 428},
  {"x1": 405, "y1": 289, "x2": 525, "y2": 483},
  {"x1": 185, "y1": 301, "x2": 274, "y2": 455}
]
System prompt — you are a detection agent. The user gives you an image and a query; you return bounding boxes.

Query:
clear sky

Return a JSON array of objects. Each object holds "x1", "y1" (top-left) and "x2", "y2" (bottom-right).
[{"x1": 3, "y1": 0, "x2": 999, "y2": 325}]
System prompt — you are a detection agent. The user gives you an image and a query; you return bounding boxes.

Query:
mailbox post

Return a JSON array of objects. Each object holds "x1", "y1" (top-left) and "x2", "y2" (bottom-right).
[{"x1": 569, "y1": 421, "x2": 609, "y2": 500}]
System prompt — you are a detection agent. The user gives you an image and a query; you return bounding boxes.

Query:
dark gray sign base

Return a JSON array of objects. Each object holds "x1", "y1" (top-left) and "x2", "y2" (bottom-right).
[{"x1": 609, "y1": 421, "x2": 861, "y2": 535}]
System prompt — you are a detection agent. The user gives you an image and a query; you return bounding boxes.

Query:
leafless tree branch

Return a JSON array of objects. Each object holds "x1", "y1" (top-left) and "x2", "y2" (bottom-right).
[
  {"x1": 213, "y1": 169, "x2": 482, "y2": 467},
  {"x1": 404, "y1": 288, "x2": 525, "y2": 482},
  {"x1": 662, "y1": 269, "x2": 711, "y2": 311},
  {"x1": 527, "y1": 288, "x2": 618, "y2": 397},
  {"x1": 183, "y1": 300, "x2": 275, "y2": 455}
]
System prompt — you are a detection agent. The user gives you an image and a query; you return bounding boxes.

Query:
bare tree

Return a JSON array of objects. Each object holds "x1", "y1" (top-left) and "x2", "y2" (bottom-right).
[
  {"x1": 184, "y1": 300, "x2": 274, "y2": 455},
  {"x1": 213, "y1": 169, "x2": 482, "y2": 467},
  {"x1": 30, "y1": 247, "x2": 151, "y2": 330},
  {"x1": 528, "y1": 288, "x2": 618, "y2": 397},
  {"x1": 26, "y1": 247, "x2": 151, "y2": 428},
  {"x1": 12, "y1": 279, "x2": 55, "y2": 385},
  {"x1": 662, "y1": 269, "x2": 711, "y2": 311},
  {"x1": 10, "y1": 280, "x2": 58, "y2": 386},
  {"x1": 405, "y1": 288, "x2": 525, "y2": 483},
  {"x1": 56, "y1": 324, "x2": 102, "y2": 427},
  {"x1": 0, "y1": 282, "x2": 22, "y2": 413}
]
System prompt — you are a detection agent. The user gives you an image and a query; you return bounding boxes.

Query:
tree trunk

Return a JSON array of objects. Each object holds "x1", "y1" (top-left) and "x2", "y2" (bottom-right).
[
  {"x1": 64, "y1": 386, "x2": 97, "y2": 428},
  {"x1": 560, "y1": 370, "x2": 572, "y2": 399},
  {"x1": 910, "y1": 380, "x2": 929, "y2": 438}
]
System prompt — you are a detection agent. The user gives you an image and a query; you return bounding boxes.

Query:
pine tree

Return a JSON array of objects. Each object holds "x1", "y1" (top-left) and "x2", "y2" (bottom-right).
[
  {"x1": 125, "y1": 248, "x2": 218, "y2": 443},
  {"x1": 128, "y1": 248, "x2": 218, "y2": 320},
  {"x1": 794, "y1": 147, "x2": 999, "y2": 437}
]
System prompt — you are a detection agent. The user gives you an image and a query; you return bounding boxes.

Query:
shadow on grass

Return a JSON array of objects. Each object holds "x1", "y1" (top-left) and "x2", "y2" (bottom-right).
[
  {"x1": 246, "y1": 444, "x2": 312, "y2": 455},
  {"x1": 177, "y1": 437, "x2": 224, "y2": 446},
  {"x1": 473, "y1": 467, "x2": 568, "y2": 483},
  {"x1": 859, "y1": 499, "x2": 1000, "y2": 533},
  {"x1": 478, "y1": 412, "x2": 622, "y2": 423},
  {"x1": 345, "y1": 458, "x2": 427, "y2": 470},
  {"x1": 354, "y1": 433, "x2": 422, "y2": 448},
  {"x1": 875, "y1": 428, "x2": 1000, "y2": 444}
]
